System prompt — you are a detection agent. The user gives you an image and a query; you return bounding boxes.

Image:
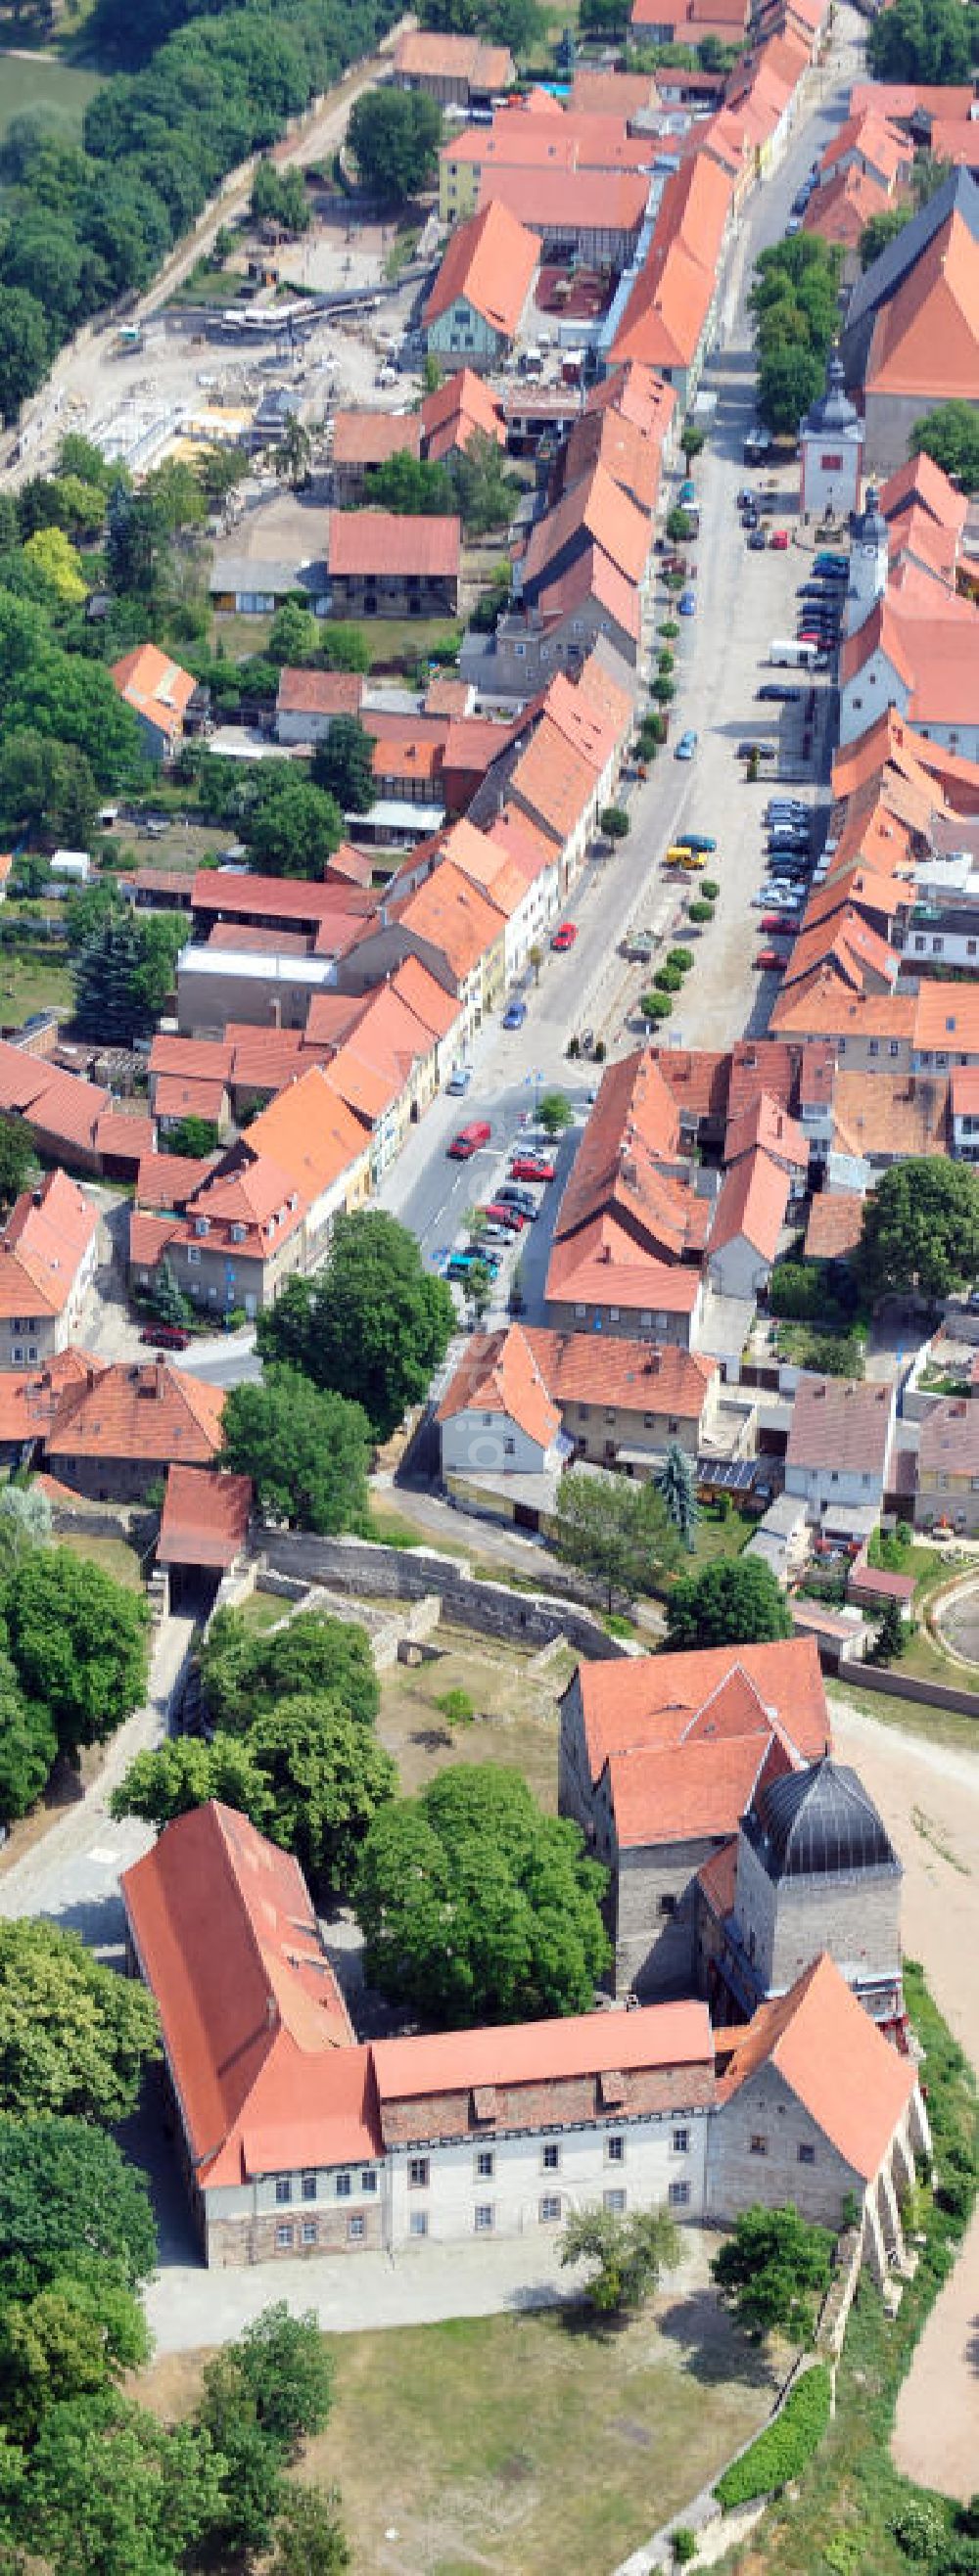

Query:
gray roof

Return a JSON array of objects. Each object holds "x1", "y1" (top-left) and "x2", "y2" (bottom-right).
[
  {"x1": 745, "y1": 1757, "x2": 897, "y2": 1882},
  {"x1": 844, "y1": 166, "x2": 979, "y2": 344},
  {"x1": 803, "y1": 354, "x2": 860, "y2": 439}
]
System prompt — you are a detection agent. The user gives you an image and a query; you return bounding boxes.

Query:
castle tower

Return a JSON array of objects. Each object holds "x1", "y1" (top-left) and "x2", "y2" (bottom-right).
[
  {"x1": 845, "y1": 483, "x2": 889, "y2": 636},
  {"x1": 729, "y1": 1758, "x2": 905, "y2": 2034},
  {"x1": 799, "y1": 353, "x2": 863, "y2": 525}
]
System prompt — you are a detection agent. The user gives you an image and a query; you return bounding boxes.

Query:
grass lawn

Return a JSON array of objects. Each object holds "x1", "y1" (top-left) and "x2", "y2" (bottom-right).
[
  {"x1": 827, "y1": 1676, "x2": 979, "y2": 1757},
  {"x1": 300, "y1": 2299, "x2": 773, "y2": 2576},
  {"x1": 231, "y1": 1588, "x2": 288, "y2": 1637},
  {"x1": 378, "y1": 1626, "x2": 576, "y2": 1807},
  {"x1": 0, "y1": 45, "x2": 105, "y2": 138},
  {"x1": 55, "y1": 1530, "x2": 147, "y2": 1591},
  {"x1": 212, "y1": 612, "x2": 275, "y2": 658},
  {"x1": 353, "y1": 616, "x2": 462, "y2": 675},
  {"x1": 0, "y1": 951, "x2": 72, "y2": 1022}
]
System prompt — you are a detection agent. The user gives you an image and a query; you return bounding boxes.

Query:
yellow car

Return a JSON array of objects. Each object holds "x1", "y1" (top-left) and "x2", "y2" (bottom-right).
[
  {"x1": 677, "y1": 849, "x2": 706, "y2": 871},
  {"x1": 665, "y1": 844, "x2": 700, "y2": 866}
]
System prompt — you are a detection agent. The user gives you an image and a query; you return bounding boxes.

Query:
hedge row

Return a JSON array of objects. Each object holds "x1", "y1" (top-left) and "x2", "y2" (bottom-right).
[{"x1": 715, "y1": 2362, "x2": 832, "y2": 2507}]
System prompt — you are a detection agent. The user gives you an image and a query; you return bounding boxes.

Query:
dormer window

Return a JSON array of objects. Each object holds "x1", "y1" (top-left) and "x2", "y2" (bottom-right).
[
  {"x1": 230, "y1": 1223, "x2": 246, "y2": 1245},
  {"x1": 194, "y1": 1217, "x2": 210, "y2": 1237}
]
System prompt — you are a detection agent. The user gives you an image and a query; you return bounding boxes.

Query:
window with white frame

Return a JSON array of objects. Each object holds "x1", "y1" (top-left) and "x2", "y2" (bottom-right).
[
  {"x1": 476, "y1": 2149, "x2": 494, "y2": 2180},
  {"x1": 275, "y1": 2224, "x2": 294, "y2": 2249},
  {"x1": 606, "y1": 2135, "x2": 625, "y2": 2164},
  {"x1": 474, "y1": 2204, "x2": 494, "y2": 2233},
  {"x1": 408, "y1": 2157, "x2": 430, "y2": 2189},
  {"x1": 669, "y1": 2180, "x2": 691, "y2": 2208},
  {"x1": 275, "y1": 2176, "x2": 292, "y2": 2205},
  {"x1": 604, "y1": 2187, "x2": 626, "y2": 2215},
  {"x1": 672, "y1": 2128, "x2": 689, "y2": 2154},
  {"x1": 302, "y1": 2171, "x2": 316, "y2": 2201},
  {"x1": 335, "y1": 2172, "x2": 351, "y2": 2198},
  {"x1": 539, "y1": 2194, "x2": 562, "y2": 2223},
  {"x1": 361, "y1": 2169, "x2": 378, "y2": 2193},
  {"x1": 541, "y1": 2141, "x2": 560, "y2": 2172},
  {"x1": 301, "y1": 2219, "x2": 318, "y2": 2245},
  {"x1": 409, "y1": 2209, "x2": 428, "y2": 2237},
  {"x1": 348, "y1": 2214, "x2": 365, "y2": 2242}
]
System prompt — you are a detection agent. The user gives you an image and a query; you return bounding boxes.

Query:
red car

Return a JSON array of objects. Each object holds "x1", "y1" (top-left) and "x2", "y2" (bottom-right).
[
  {"x1": 447, "y1": 1121, "x2": 490, "y2": 1160},
  {"x1": 769, "y1": 529, "x2": 789, "y2": 549},
  {"x1": 483, "y1": 1201, "x2": 525, "y2": 1232},
  {"x1": 551, "y1": 922, "x2": 578, "y2": 950},
  {"x1": 755, "y1": 946, "x2": 787, "y2": 971},
  {"x1": 511, "y1": 1154, "x2": 556, "y2": 1183},
  {"x1": 140, "y1": 1322, "x2": 190, "y2": 1352},
  {"x1": 760, "y1": 913, "x2": 795, "y2": 936}
]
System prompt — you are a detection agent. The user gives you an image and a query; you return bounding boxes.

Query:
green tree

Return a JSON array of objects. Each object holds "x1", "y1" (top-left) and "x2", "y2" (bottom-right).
[
  {"x1": 364, "y1": 450, "x2": 453, "y2": 515},
  {"x1": 256, "y1": 1210, "x2": 455, "y2": 1443},
  {"x1": 0, "y1": 728, "x2": 99, "y2": 846},
  {"x1": 0, "y1": 1649, "x2": 57, "y2": 1826},
  {"x1": 201, "y1": 1604, "x2": 380, "y2": 1733},
  {"x1": 72, "y1": 909, "x2": 148, "y2": 1043},
  {"x1": 197, "y1": 2356, "x2": 285, "y2": 2562},
  {"x1": 348, "y1": 90, "x2": 443, "y2": 206},
  {"x1": 447, "y1": 429, "x2": 517, "y2": 535},
  {"x1": 321, "y1": 622, "x2": 371, "y2": 673},
  {"x1": 268, "y1": 2486, "x2": 350, "y2": 2576},
  {"x1": 858, "y1": 1158, "x2": 979, "y2": 1303},
  {"x1": 244, "y1": 770, "x2": 341, "y2": 878},
  {"x1": 0, "y1": 2272, "x2": 150, "y2": 2440},
  {"x1": 149, "y1": 1257, "x2": 192, "y2": 1330},
  {"x1": 0, "y1": 1917, "x2": 158, "y2": 2123},
  {"x1": 664, "y1": 1557, "x2": 792, "y2": 1650},
  {"x1": 220, "y1": 1366, "x2": 371, "y2": 1532},
  {"x1": 757, "y1": 345, "x2": 824, "y2": 437},
  {"x1": 0, "y1": 1117, "x2": 32, "y2": 1214},
  {"x1": 246, "y1": 1694, "x2": 396, "y2": 1889},
  {"x1": 680, "y1": 424, "x2": 705, "y2": 462},
  {"x1": 353, "y1": 1764, "x2": 610, "y2": 2026},
  {"x1": 23, "y1": 526, "x2": 88, "y2": 606},
  {"x1": 0, "y1": 288, "x2": 50, "y2": 422},
  {"x1": 536, "y1": 1090, "x2": 574, "y2": 1136},
  {"x1": 909, "y1": 399, "x2": 979, "y2": 497},
  {"x1": 655, "y1": 1443, "x2": 698, "y2": 1550},
  {"x1": 554, "y1": 1471, "x2": 682, "y2": 1612},
  {"x1": 860, "y1": 207, "x2": 912, "y2": 272},
  {"x1": 215, "y1": 2302, "x2": 335, "y2": 2454},
  {"x1": 164, "y1": 1114, "x2": 217, "y2": 1161},
  {"x1": 711, "y1": 2204, "x2": 834, "y2": 2343},
  {"x1": 601, "y1": 805, "x2": 630, "y2": 840},
  {"x1": 268, "y1": 600, "x2": 321, "y2": 666},
  {"x1": 275, "y1": 416, "x2": 313, "y2": 490},
  {"x1": 0, "y1": 2114, "x2": 157, "y2": 2300},
  {"x1": 20, "y1": 2395, "x2": 225, "y2": 2576},
  {"x1": 867, "y1": 0, "x2": 975, "y2": 82},
  {"x1": 110, "y1": 1730, "x2": 269, "y2": 1833},
  {"x1": 560, "y1": 2202, "x2": 680, "y2": 2314},
  {"x1": 252, "y1": 158, "x2": 311, "y2": 236},
  {"x1": 311, "y1": 714, "x2": 376, "y2": 813},
  {"x1": 6, "y1": 1544, "x2": 150, "y2": 1760},
  {"x1": 872, "y1": 1596, "x2": 906, "y2": 1666}
]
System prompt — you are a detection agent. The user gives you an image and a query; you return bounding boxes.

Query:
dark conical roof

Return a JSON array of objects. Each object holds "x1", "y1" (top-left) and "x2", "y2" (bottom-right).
[
  {"x1": 803, "y1": 354, "x2": 859, "y2": 439},
  {"x1": 856, "y1": 483, "x2": 887, "y2": 546},
  {"x1": 746, "y1": 1758, "x2": 896, "y2": 1881}
]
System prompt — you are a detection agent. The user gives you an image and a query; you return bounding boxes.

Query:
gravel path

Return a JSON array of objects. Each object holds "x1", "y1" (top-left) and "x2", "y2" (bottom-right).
[{"x1": 831, "y1": 1696, "x2": 979, "y2": 2501}]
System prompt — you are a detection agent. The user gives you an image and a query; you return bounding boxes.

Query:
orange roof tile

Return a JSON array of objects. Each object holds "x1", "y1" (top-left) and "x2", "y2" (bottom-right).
[
  {"x1": 149, "y1": 1035, "x2": 233, "y2": 1082},
  {"x1": 158, "y1": 1464, "x2": 252, "y2": 1570},
  {"x1": 505, "y1": 715, "x2": 601, "y2": 849},
  {"x1": 881, "y1": 447, "x2": 968, "y2": 536},
  {"x1": 389, "y1": 854, "x2": 504, "y2": 981},
  {"x1": 804, "y1": 1189, "x2": 865, "y2": 1262},
  {"x1": 724, "y1": 1091, "x2": 808, "y2": 1171},
  {"x1": 136, "y1": 1152, "x2": 217, "y2": 1211},
  {"x1": 521, "y1": 459, "x2": 650, "y2": 591},
  {"x1": 913, "y1": 982, "x2": 979, "y2": 1058},
  {"x1": 708, "y1": 1147, "x2": 790, "y2": 1265},
  {"x1": 867, "y1": 208, "x2": 979, "y2": 399},
  {"x1": 536, "y1": 543, "x2": 641, "y2": 644},
  {"x1": 0, "y1": 1170, "x2": 99, "y2": 1321},
  {"x1": 609, "y1": 1728, "x2": 791, "y2": 1848},
  {"x1": 275, "y1": 668, "x2": 363, "y2": 718},
  {"x1": 572, "y1": 1636, "x2": 830, "y2": 1783},
  {"x1": 373, "y1": 1996, "x2": 713, "y2": 2108},
  {"x1": 545, "y1": 1222, "x2": 703, "y2": 1314},
  {"x1": 477, "y1": 163, "x2": 649, "y2": 239},
  {"x1": 328, "y1": 510, "x2": 460, "y2": 580},
  {"x1": 191, "y1": 872, "x2": 355, "y2": 928},
  {"x1": 717, "y1": 1953, "x2": 915, "y2": 2180},
  {"x1": 111, "y1": 643, "x2": 196, "y2": 743},
  {"x1": 787, "y1": 1372, "x2": 893, "y2": 1475},
  {"x1": 0, "y1": 1345, "x2": 100, "y2": 1446},
  {"x1": 387, "y1": 954, "x2": 463, "y2": 1038},
  {"x1": 436, "y1": 1324, "x2": 562, "y2": 1449},
  {"x1": 558, "y1": 404, "x2": 661, "y2": 514},
  {"x1": 831, "y1": 1069, "x2": 949, "y2": 1161},
  {"x1": 47, "y1": 1357, "x2": 224, "y2": 1468},
  {"x1": 423, "y1": 199, "x2": 538, "y2": 341},
  {"x1": 121, "y1": 1803, "x2": 373, "y2": 2187},
  {"x1": 696, "y1": 1835, "x2": 738, "y2": 1919},
  {"x1": 524, "y1": 1324, "x2": 716, "y2": 1416},
  {"x1": 245, "y1": 1063, "x2": 370, "y2": 1199},
  {"x1": 331, "y1": 409, "x2": 422, "y2": 469}
]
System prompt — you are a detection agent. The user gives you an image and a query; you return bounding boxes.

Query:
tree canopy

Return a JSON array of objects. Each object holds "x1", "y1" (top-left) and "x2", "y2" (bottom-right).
[
  {"x1": 711, "y1": 2203, "x2": 834, "y2": 2343},
  {"x1": 857, "y1": 1158, "x2": 979, "y2": 1303},
  {"x1": 0, "y1": 1917, "x2": 159, "y2": 2124},
  {"x1": 560, "y1": 2202, "x2": 680, "y2": 2314},
  {"x1": 201, "y1": 1604, "x2": 380, "y2": 1732},
  {"x1": 0, "y1": 2113, "x2": 158, "y2": 2299},
  {"x1": 5, "y1": 1544, "x2": 150, "y2": 1760},
  {"x1": 664, "y1": 1557, "x2": 793, "y2": 1651},
  {"x1": 554, "y1": 1470, "x2": 683, "y2": 1611},
  {"x1": 220, "y1": 1367, "x2": 372, "y2": 1531},
  {"x1": 311, "y1": 713, "x2": 376, "y2": 812},
  {"x1": 909, "y1": 399, "x2": 979, "y2": 497},
  {"x1": 256, "y1": 1211, "x2": 456, "y2": 1442},
  {"x1": 347, "y1": 89, "x2": 443, "y2": 205},
  {"x1": 353, "y1": 1763, "x2": 610, "y2": 2025},
  {"x1": 867, "y1": 0, "x2": 976, "y2": 83}
]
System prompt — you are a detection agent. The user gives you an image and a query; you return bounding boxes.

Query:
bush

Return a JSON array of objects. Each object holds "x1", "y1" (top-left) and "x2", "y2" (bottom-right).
[
  {"x1": 890, "y1": 2500, "x2": 951, "y2": 2560},
  {"x1": 668, "y1": 947, "x2": 693, "y2": 972},
  {"x1": 715, "y1": 2365, "x2": 831, "y2": 2507},
  {"x1": 701, "y1": 878, "x2": 720, "y2": 899},
  {"x1": 641, "y1": 989, "x2": 673, "y2": 1021},
  {"x1": 666, "y1": 507, "x2": 694, "y2": 541},
  {"x1": 654, "y1": 964, "x2": 683, "y2": 992},
  {"x1": 673, "y1": 2530, "x2": 698, "y2": 2564},
  {"x1": 652, "y1": 676, "x2": 676, "y2": 703},
  {"x1": 687, "y1": 899, "x2": 714, "y2": 924},
  {"x1": 437, "y1": 1687, "x2": 475, "y2": 1725},
  {"x1": 659, "y1": 620, "x2": 679, "y2": 639},
  {"x1": 601, "y1": 805, "x2": 630, "y2": 840},
  {"x1": 658, "y1": 649, "x2": 675, "y2": 675}
]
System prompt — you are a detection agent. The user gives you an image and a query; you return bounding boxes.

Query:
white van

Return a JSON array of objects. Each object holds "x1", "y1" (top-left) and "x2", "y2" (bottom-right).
[{"x1": 769, "y1": 638, "x2": 819, "y2": 668}]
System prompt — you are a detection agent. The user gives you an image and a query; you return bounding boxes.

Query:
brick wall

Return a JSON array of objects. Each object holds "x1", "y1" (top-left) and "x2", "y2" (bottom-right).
[
  {"x1": 207, "y1": 2200, "x2": 384, "y2": 2268},
  {"x1": 379, "y1": 2059, "x2": 715, "y2": 2147}
]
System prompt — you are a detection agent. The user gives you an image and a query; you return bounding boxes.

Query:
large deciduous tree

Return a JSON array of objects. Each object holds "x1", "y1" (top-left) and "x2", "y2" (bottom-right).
[
  {"x1": 353, "y1": 1764, "x2": 610, "y2": 2025},
  {"x1": 311, "y1": 714, "x2": 376, "y2": 813},
  {"x1": 664, "y1": 1557, "x2": 792, "y2": 1651},
  {"x1": 0, "y1": 2113, "x2": 158, "y2": 2298},
  {"x1": 560, "y1": 2203, "x2": 680, "y2": 2315},
  {"x1": 909, "y1": 400, "x2": 979, "y2": 497},
  {"x1": 711, "y1": 2204, "x2": 834, "y2": 2343},
  {"x1": 220, "y1": 1368, "x2": 371, "y2": 1532},
  {"x1": 347, "y1": 90, "x2": 443, "y2": 205},
  {"x1": 17, "y1": 2394, "x2": 225, "y2": 2576},
  {"x1": 554, "y1": 1470, "x2": 683, "y2": 1612},
  {"x1": 858, "y1": 1157, "x2": 979, "y2": 1303},
  {"x1": 201, "y1": 1605, "x2": 380, "y2": 1733},
  {"x1": 0, "y1": 1917, "x2": 159, "y2": 2123},
  {"x1": 5, "y1": 1545, "x2": 150, "y2": 1760},
  {"x1": 256, "y1": 1211, "x2": 456, "y2": 1443}
]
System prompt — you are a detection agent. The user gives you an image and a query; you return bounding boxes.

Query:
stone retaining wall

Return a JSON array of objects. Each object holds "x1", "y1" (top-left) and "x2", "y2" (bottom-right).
[{"x1": 255, "y1": 1530, "x2": 632, "y2": 1662}]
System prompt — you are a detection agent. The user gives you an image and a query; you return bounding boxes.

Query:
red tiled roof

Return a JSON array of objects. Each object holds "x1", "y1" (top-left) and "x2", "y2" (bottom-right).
[
  {"x1": 437, "y1": 1324, "x2": 561, "y2": 1448},
  {"x1": 0, "y1": 1345, "x2": 99, "y2": 1447},
  {"x1": 0, "y1": 1170, "x2": 98, "y2": 1320},
  {"x1": 327, "y1": 510, "x2": 460, "y2": 580},
  {"x1": 786, "y1": 1373, "x2": 893, "y2": 1475},
  {"x1": 610, "y1": 1727, "x2": 792, "y2": 1848},
  {"x1": 804, "y1": 1188, "x2": 864, "y2": 1262},
  {"x1": 158, "y1": 1464, "x2": 252, "y2": 1570},
  {"x1": 275, "y1": 669, "x2": 363, "y2": 718},
  {"x1": 47, "y1": 1357, "x2": 224, "y2": 1467},
  {"x1": 423, "y1": 199, "x2": 538, "y2": 341},
  {"x1": 867, "y1": 208, "x2": 979, "y2": 400},
  {"x1": 136, "y1": 1152, "x2": 217, "y2": 1211},
  {"x1": 191, "y1": 873, "x2": 351, "y2": 926},
  {"x1": 373, "y1": 1996, "x2": 713, "y2": 2106},
  {"x1": 573, "y1": 1637, "x2": 830, "y2": 1784},
  {"x1": 717, "y1": 1953, "x2": 915, "y2": 2180},
  {"x1": 331, "y1": 410, "x2": 422, "y2": 468},
  {"x1": 477, "y1": 164, "x2": 649, "y2": 238},
  {"x1": 708, "y1": 1146, "x2": 790, "y2": 1265},
  {"x1": 244, "y1": 1064, "x2": 369, "y2": 1199},
  {"x1": 111, "y1": 644, "x2": 196, "y2": 743},
  {"x1": 521, "y1": 459, "x2": 650, "y2": 592}
]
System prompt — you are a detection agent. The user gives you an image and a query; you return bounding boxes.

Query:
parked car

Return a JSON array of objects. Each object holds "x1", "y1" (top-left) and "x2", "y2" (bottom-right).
[
  {"x1": 675, "y1": 730, "x2": 698, "y2": 759},
  {"x1": 502, "y1": 997, "x2": 527, "y2": 1030},
  {"x1": 816, "y1": 551, "x2": 849, "y2": 574},
  {"x1": 756, "y1": 946, "x2": 787, "y2": 970},
  {"x1": 446, "y1": 1065, "x2": 472, "y2": 1095},
  {"x1": 483, "y1": 1201, "x2": 525, "y2": 1232},
  {"x1": 510, "y1": 1154, "x2": 556, "y2": 1183},
  {"x1": 761, "y1": 912, "x2": 796, "y2": 934},
  {"x1": 737, "y1": 739, "x2": 776, "y2": 759},
  {"x1": 551, "y1": 921, "x2": 578, "y2": 950},
  {"x1": 752, "y1": 885, "x2": 797, "y2": 908},
  {"x1": 448, "y1": 1122, "x2": 490, "y2": 1159},
  {"x1": 447, "y1": 1250, "x2": 499, "y2": 1282},
  {"x1": 140, "y1": 1322, "x2": 190, "y2": 1352},
  {"x1": 747, "y1": 528, "x2": 767, "y2": 550},
  {"x1": 676, "y1": 833, "x2": 717, "y2": 852},
  {"x1": 769, "y1": 529, "x2": 789, "y2": 548},
  {"x1": 494, "y1": 1183, "x2": 539, "y2": 1218},
  {"x1": 678, "y1": 588, "x2": 697, "y2": 616},
  {"x1": 757, "y1": 683, "x2": 802, "y2": 702}
]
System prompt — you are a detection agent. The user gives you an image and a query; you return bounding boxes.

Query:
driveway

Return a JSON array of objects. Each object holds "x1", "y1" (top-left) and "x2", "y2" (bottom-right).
[{"x1": 831, "y1": 1695, "x2": 979, "y2": 2500}]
